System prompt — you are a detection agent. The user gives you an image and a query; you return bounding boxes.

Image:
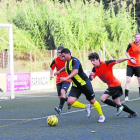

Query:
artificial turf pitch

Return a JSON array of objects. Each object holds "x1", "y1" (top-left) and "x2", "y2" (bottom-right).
[{"x1": 0, "y1": 89, "x2": 140, "y2": 140}]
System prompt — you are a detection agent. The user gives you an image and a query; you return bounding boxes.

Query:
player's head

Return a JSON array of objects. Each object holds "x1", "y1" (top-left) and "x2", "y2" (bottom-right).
[
  {"x1": 61, "y1": 48, "x2": 71, "y2": 61},
  {"x1": 88, "y1": 52, "x2": 100, "y2": 67},
  {"x1": 57, "y1": 46, "x2": 64, "y2": 58},
  {"x1": 134, "y1": 33, "x2": 140, "y2": 44}
]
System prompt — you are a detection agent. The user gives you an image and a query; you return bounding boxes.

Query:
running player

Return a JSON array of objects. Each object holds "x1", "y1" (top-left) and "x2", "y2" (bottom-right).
[
  {"x1": 50, "y1": 46, "x2": 71, "y2": 114},
  {"x1": 124, "y1": 33, "x2": 140, "y2": 101},
  {"x1": 55, "y1": 48, "x2": 105, "y2": 122},
  {"x1": 88, "y1": 52, "x2": 137, "y2": 118}
]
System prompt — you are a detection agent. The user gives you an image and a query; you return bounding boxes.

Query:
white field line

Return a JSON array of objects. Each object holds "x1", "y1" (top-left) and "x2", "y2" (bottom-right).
[{"x1": 0, "y1": 97, "x2": 139, "y2": 121}]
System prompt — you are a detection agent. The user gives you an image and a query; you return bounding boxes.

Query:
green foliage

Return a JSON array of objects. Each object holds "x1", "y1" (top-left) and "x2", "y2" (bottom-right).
[{"x1": 0, "y1": 0, "x2": 138, "y2": 62}]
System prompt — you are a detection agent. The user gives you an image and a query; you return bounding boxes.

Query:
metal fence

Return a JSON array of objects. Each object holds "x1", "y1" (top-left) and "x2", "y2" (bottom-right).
[{"x1": 0, "y1": 50, "x2": 103, "y2": 73}]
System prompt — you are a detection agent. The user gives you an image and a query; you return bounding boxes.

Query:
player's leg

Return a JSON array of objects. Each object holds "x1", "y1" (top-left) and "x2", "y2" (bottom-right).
[
  {"x1": 68, "y1": 86, "x2": 91, "y2": 118},
  {"x1": 102, "y1": 86, "x2": 124, "y2": 116},
  {"x1": 54, "y1": 83, "x2": 63, "y2": 114},
  {"x1": 125, "y1": 76, "x2": 131, "y2": 101},
  {"x1": 83, "y1": 80, "x2": 105, "y2": 122},
  {"x1": 68, "y1": 86, "x2": 85, "y2": 108},
  {"x1": 59, "y1": 82, "x2": 71, "y2": 110},
  {"x1": 138, "y1": 77, "x2": 140, "y2": 97},
  {"x1": 125, "y1": 65, "x2": 134, "y2": 101},
  {"x1": 135, "y1": 67, "x2": 140, "y2": 97},
  {"x1": 89, "y1": 98, "x2": 105, "y2": 122},
  {"x1": 55, "y1": 82, "x2": 70, "y2": 114}
]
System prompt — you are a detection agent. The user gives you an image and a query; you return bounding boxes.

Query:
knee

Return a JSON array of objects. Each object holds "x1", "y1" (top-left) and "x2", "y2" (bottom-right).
[
  {"x1": 67, "y1": 99, "x2": 74, "y2": 105},
  {"x1": 137, "y1": 78, "x2": 140, "y2": 83},
  {"x1": 60, "y1": 89, "x2": 66, "y2": 98},
  {"x1": 126, "y1": 79, "x2": 131, "y2": 84},
  {"x1": 101, "y1": 96, "x2": 106, "y2": 103}
]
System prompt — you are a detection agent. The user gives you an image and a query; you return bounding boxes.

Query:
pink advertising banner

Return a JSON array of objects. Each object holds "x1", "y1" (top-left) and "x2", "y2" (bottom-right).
[{"x1": 6, "y1": 73, "x2": 30, "y2": 92}]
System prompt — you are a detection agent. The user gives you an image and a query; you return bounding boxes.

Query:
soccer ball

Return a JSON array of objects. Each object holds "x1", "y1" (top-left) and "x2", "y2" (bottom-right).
[{"x1": 47, "y1": 115, "x2": 58, "y2": 126}]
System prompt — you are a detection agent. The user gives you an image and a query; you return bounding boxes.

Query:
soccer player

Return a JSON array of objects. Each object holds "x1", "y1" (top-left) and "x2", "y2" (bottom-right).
[
  {"x1": 50, "y1": 46, "x2": 71, "y2": 114},
  {"x1": 124, "y1": 33, "x2": 140, "y2": 101},
  {"x1": 88, "y1": 52, "x2": 137, "y2": 118},
  {"x1": 55, "y1": 48, "x2": 105, "y2": 122}
]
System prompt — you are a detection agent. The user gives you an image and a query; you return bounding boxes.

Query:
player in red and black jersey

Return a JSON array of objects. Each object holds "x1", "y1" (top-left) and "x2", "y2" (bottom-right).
[
  {"x1": 88, "y1": 52, "x2": 137, "y2": 118},
  {"x1": 125, "y1": 33, "x2": 140, "y2": 101},
  {"x1": 50, "y1": 46, "x2": 71, "y2": 114}
]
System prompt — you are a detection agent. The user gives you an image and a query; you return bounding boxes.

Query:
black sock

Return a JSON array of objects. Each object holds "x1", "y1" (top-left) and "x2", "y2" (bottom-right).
[
  {"x1": 122, "y1": 104, "x2": 135, "y2": 114},
  {"x1": 65, "y1": 97, "x2": 68, "y2": 101},
  {"x1": 59, "y1": 97, "x2": 66, "y2": 109},
  {"x1": 103, "y1": 99, "x2": 121, "y2": 108},
  {"x1": 125, "y1": 89, "x2": 129, "y2": 97}
]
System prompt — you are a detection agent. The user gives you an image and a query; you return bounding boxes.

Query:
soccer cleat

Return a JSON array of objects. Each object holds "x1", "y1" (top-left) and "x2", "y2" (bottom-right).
[
  {"x1": 67, "y1": 104, "x2": 71, "y2": 110},
  {"x1": 98, "y1": 115, "x2": 106, "y2": 123},
  {"x1": 85, "y1": 104, "x2": 91, "y2": 118},
  {"x1": 0, "y1": 106, "x2": 1, "y2": 109},
  {"x1": 116, "y1": 105, "x2": 124, "y2": 116},
  {"x1": 126, "y1": 112, "x2": 137, "y2": 118},
  {"x1": 54, "y1": 107, "x2": 62, "y2": 115},
  {"x1": 124, "y1": 96, "x2": 129, "y2": 101}
]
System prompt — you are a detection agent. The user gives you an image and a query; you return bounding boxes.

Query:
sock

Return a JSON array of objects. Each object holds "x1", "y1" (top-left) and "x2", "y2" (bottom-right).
[
  {"x1": 125, "y1": 89, "x2": 129, "y2": 97},
  {"x1": 122, "y1": 104, "x2": 135, "y2": 114},
  {"x1": 59, "y1": 97, "x2": 66, "y2": 109},
  {"x1": 71, "y1": 101, "x2": 85, "y2": 109},
  {"x1": 104, "y1": 99, "x2": 121, "y2": 108},
  {"x1": 92, "y1": 101, "x2": 103, "y2": 116},
  {"x1": 139, "y1": 87, "x2": 140, "y2": 96},
  {"x1": 65, "y1": 97, "x2": 68, "y2": 101}
]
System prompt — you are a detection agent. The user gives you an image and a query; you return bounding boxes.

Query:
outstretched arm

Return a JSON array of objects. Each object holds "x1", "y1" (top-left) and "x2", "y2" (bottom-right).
[
  {"x1": 116, "y1": 57, "x2": 135, "y2": 64},
  {"x1": 125, "y1": 51, "x2": 136, "y2": 64}
]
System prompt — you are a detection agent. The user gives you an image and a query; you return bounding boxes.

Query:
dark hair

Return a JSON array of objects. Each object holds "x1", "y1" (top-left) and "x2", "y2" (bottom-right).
[
  {"x1": 61, "y1": 48, "x2": 71, "y2": 55},
  {"x1": 88, "y1": 52, "x2": 99, "y2": 60},
  {"x1": 57, "y1": 46, "x2": 64, "y2": 51}
]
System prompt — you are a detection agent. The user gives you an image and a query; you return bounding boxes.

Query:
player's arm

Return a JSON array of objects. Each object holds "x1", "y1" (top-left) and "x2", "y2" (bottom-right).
[
  {"x1": 116, "y1": 57, "x2": 135, "y2": 64},
  {"x1": 54, "y1": 66, "x2": 65, "y2": 76},
  {"x1": 89, "y1": 72, "x2": 94, "y2": 81},
  {"x1": 50, "y1": 69, "x2": 54, "y2": 80},
  {"x1": 50, "y1": 59, "x2": 55, "y2": 80},
  {"x1": 125, "y1": 44, "x2": 136, "y2": 64},
  {"x1": 60, "y1": 69, "x2": 78, "y2": 81}
]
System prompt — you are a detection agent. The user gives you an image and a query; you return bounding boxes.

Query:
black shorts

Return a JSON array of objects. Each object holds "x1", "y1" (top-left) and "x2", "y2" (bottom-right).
[
  {"x1": 56, "y1": 82, "x2": 71, "y2": 96},
  {"x1": 127, "y1": 65, "x2": 140, "y2": 77},
  {"x1": 68, "y1": 79, "x2": 95, "y2": 101},
  {"x1": 104, "y1": 86, "x2": 123, "y2": 100}
]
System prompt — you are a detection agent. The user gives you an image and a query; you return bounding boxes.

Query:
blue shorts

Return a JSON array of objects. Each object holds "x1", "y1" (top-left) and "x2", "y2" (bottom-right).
[
  {"x1": 104, "y1": 86, "x2": 123, "y2": 100},
  {"x1": 68, "y1": 79, "x2": 95, "y2": 101},
  {"x1": 56, "y1": 82, "x2": 71, "y2": 96}
]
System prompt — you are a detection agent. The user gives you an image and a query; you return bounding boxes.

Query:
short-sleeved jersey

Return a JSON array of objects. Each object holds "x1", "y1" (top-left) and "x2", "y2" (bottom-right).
[
  {"x1": 92, "y1": 60, "x2": 121, "y2": 87},
  {"x1": 65, "y1": 56, "x2": 88, "y2": 87},
  {"x1": 126, "y1": 42, "x2": 140, "y2": 67},
  {"x1": 50, "y1": 57, "x2": 71, "y2": 84}
]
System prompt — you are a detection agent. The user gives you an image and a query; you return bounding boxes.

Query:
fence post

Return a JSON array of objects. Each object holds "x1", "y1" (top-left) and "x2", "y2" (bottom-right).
[
  {"x1": 103, "y1": 41, "x2": 105, "y2": 61},
  {"x1": 34, "y1": 50, "x2": 36, "y2": 72},
  {"x1": 30, "y1": 50, "x2": 32, "y2": 72}
]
